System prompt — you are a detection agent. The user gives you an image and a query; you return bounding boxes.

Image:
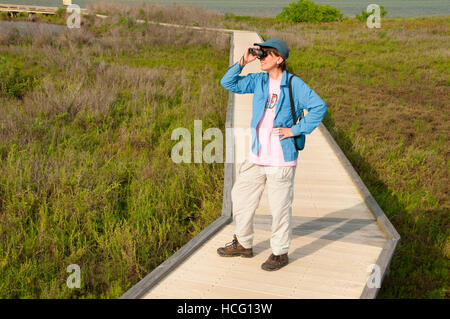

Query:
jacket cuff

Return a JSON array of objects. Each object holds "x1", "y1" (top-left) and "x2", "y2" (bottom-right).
[
  {"x1": 235, "y1": 61, "x2": 245, "y2": 70},
  {"x1": 291, "y1": 123, "x2": 303, "y2": 136}
]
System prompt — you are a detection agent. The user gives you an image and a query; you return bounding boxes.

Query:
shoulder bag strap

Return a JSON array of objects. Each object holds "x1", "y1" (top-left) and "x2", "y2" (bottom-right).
[{"x1": 288, "y1": 74, "x2": 304, "y2": 126}]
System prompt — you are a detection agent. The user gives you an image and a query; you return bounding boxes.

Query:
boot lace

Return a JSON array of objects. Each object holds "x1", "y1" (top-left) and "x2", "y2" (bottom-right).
[{"x1": 225, "y1": 237, "x2": 239, "y2": 249}]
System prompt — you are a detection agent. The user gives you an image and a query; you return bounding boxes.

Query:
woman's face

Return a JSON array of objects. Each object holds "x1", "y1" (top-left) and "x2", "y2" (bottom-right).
[{"x1": 260, "y1": 50, "x2": 284, "y2": 72}]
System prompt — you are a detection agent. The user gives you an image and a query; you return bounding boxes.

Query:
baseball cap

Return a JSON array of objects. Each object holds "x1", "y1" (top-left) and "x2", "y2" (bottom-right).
[{"x1": 253, "y1": 38, "x2": 289, "y2": 59}]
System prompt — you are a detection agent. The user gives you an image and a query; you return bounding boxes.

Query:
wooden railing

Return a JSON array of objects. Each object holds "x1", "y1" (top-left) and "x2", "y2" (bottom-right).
[{"x1": 0, "y1": 3, "x2": 88, "y2": 15}]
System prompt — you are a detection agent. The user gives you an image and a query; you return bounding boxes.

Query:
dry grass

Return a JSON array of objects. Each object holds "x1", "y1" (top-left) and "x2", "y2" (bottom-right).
[{"x1": 86, "y1": 0, "x2": 223, "y2": 27}]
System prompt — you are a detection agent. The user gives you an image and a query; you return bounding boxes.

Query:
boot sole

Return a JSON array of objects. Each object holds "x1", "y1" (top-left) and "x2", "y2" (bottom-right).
[
  {"x1": 261, "y1": 263, "x2": 288, "y2": 271},
  {"x1": 217, "y1": 250, "x2": 253, "y2": 258}
]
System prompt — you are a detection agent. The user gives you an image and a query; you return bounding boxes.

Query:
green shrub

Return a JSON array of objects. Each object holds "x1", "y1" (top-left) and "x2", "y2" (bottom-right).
[
  {"x1": 55, "y1": 7, "x2": 66, "y2": 17},
  {"x1": 356, "y1": 5, "x2": 388, "y2": 22},
  {"x1": 138, "y1": 8, "x2": 146, "y2": 19},
  {"x1": 0, "y1": 56, "x2": 33, "y2": 99},
  {"x1": 1, "y1": 11, "x2": 10, "y2": 19},
  {"x1": 277, "y1": 0, "x2": 343, "y2": 23}
]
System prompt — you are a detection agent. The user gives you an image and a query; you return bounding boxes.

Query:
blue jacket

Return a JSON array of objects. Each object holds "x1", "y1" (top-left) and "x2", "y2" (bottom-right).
[{"x1": 220, "y1": 62, "x2": 327, "y2": 162}]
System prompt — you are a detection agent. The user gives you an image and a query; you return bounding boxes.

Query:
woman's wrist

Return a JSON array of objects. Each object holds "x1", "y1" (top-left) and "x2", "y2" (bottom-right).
[{"x1": 239, "y1": 55, "x2": 246, "y2": 66}]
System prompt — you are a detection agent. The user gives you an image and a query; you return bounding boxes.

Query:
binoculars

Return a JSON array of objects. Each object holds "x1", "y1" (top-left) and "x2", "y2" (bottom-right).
[{"x1": 249, "y1": 48, "x2": 268, "y2": 59}]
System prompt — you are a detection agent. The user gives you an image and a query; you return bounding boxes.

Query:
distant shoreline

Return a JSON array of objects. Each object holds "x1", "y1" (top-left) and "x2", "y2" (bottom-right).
[{"x1": 1, "y1": 12, "x2": 449, "y2": 32}]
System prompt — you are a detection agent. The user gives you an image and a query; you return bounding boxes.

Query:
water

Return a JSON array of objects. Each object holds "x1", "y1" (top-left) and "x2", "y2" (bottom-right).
[{"x1": 2, "y1": 0, "x2": 450, "y2": 17}]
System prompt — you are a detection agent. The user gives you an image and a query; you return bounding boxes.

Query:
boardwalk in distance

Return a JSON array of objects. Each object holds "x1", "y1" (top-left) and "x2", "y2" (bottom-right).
[{"x1": 0, "y1": 3, "x2": 88, "y2": 15}]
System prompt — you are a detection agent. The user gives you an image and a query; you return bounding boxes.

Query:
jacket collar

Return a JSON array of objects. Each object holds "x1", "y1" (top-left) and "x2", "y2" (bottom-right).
[{"x1": 263, "y1": 70, "x2": 290, "y2": 87}]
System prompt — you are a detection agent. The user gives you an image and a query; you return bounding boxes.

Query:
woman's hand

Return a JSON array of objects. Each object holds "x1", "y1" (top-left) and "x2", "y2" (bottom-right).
[
  {"x1": 273, "y1": 127, "x2": 294, "y2": 141},
  {"x1": 240, "y1": 45, "x2": 260, "y2": 66}
]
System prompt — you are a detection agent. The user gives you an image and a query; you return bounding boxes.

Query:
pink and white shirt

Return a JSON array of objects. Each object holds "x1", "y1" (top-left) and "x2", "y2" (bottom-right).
[{"x1": 247, "y1": 77, "x2": 297, "y2": 167}]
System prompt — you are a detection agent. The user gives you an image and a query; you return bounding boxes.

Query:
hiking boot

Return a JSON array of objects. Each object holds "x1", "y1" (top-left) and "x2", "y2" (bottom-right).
[
  {"x1": 217, "y1": 235, "x2": 253, "y2": 258},
  {"x1": 261, "y1": 253, "x2": 288, "y2": 271}
]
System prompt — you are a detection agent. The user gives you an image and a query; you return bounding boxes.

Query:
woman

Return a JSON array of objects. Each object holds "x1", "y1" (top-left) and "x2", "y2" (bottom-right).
[{"x1": 217, "y1": 38, "x2": 327, "y2": 271}]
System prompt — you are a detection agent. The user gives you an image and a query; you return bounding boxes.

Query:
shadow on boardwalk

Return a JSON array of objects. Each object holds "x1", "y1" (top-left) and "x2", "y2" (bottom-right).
[{"x1": 250, "y1": 203, "x2": 385, "y2": 264}]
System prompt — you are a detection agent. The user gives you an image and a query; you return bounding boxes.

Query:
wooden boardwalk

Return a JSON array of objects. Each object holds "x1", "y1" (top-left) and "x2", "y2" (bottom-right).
[
  {"x1": 121, "y1": 30, "x2": 400, "y2": 299},
  {"x1": 0, "y1": 3, "x2": 88, "y2": 15}
]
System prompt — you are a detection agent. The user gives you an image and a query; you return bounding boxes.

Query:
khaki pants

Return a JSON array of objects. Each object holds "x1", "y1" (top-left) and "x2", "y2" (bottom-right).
[{"x1": 231, "y1": 159, "x2": 296, "y2": 255}]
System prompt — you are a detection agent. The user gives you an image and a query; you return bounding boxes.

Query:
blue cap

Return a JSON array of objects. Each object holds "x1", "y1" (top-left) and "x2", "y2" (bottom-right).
[{"x1": 253, "y1": 38, "x2": 289, "y2": 59}]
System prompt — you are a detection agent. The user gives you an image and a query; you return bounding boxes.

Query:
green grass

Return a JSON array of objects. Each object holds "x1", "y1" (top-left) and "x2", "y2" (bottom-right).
[
  {"x1": 0, "y1": 16, "x2": 229, "y2": 298},
  {"x1": 279, "y1": 17, "x2": 449, "y2": 298},
  {"x1": 0, "y1": 55, "x2": 36, "y2": 99}
]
